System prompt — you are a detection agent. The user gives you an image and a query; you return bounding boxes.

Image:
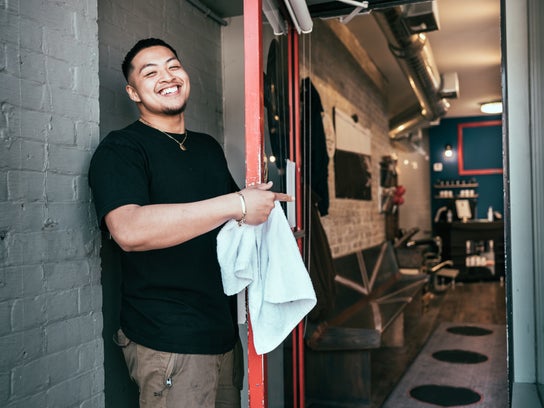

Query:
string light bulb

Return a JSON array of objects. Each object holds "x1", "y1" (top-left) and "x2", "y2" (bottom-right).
[{"x1": 444, "y1": 144, "x2": 453, "y2": 158}]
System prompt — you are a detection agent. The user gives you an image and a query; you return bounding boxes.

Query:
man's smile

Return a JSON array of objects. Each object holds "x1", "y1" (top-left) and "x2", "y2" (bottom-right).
[{"x1": 159, "y1": 86, "x2": 180, "y2": 96}]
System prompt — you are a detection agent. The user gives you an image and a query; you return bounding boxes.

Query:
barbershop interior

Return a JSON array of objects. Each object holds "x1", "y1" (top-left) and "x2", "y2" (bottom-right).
[
  {"x1": 210, "y1": 1, "x2": 540, "y2": 407},
  {"x1": 2, "y1": 0, "x2": 544, "y2": 407},
  {"x1": 242, "y1": 2, "x2": 507, "y2": 407}
]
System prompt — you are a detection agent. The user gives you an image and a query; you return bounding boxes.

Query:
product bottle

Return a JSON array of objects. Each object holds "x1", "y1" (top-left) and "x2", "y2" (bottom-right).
[
  {"x1": 487, "y1": 206, "x2": 493, "y2": 221},
  {"x1": 447, "y1": 209, "x2": 453, "y2": 223}
]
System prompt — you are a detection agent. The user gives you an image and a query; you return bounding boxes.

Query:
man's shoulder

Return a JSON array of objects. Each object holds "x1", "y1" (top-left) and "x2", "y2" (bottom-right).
[
  {"x1": 90, "y1": 122, "x2": 146, "y2": 170},
  {"x1": 94, "y1": 121, "x2": 152, "y2": 154},
  {"x1": 101, "y1": 121, "x2": 141, "y2": 143}
]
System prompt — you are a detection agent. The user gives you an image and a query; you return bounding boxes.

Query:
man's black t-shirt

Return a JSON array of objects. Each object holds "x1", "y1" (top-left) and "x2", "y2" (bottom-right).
[{"x1": 89, "y1": 120, "x2": 238, "y2": 354}]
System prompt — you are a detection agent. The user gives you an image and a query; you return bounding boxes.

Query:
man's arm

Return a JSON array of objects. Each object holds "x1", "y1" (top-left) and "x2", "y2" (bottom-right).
[{"x1": 105, "y1": 182, "x2": 292, "y2": 252}]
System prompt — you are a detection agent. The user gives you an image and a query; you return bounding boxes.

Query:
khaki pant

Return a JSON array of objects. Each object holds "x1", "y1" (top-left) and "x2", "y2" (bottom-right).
[{"x1": 116, "y1": 329, "x2": 242, "y2": 408}]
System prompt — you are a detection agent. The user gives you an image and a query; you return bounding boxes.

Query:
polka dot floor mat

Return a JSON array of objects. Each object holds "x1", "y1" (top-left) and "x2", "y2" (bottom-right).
[{"x1": 382, "y1": 322, "x2": 507, "y2": 407}]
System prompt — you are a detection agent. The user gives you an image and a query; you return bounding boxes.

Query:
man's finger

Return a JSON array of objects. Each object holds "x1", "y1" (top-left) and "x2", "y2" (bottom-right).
[
  {"x1": 274, "y1": 193, "x2": 294, "y2": 202},
  {"x1": 253, "y1": 181, "x2": 273, "y2": 191}
]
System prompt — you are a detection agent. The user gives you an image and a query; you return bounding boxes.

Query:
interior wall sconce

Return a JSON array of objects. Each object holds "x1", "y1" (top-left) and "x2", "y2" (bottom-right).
[
  {"x1": 444, "y1": 143, "x2": 453, "y2": 158},
  {"x1": 480, "y1": 100, "x2": 503, "y2": 114}
]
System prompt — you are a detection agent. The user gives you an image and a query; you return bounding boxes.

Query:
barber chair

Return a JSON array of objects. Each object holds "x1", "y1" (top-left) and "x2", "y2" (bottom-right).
[{"x1": 394, "y1": 228, "x2": 459, "y2": 292}]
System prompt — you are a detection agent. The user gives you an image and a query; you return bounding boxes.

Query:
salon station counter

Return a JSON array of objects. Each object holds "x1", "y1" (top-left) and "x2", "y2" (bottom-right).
[{"x1": 433, "y1": 220, "x2": 505, "y2": 280}]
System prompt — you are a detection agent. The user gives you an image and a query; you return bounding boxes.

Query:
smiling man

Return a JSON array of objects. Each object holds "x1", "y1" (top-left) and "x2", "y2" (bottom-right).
[{"x1": 88, "y1": 38, "x2": 292, "y2": 408}]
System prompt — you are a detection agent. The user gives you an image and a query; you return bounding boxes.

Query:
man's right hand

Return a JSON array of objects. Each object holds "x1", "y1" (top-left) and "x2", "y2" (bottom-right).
[{"x1": 239, "y1": 182, "x2": 293, "y2": 225}]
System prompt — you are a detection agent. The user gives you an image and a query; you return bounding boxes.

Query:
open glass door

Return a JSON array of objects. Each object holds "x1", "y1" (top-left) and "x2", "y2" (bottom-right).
[{"x1": 243, "y1": 1, "x2": 311, "y2": 407}]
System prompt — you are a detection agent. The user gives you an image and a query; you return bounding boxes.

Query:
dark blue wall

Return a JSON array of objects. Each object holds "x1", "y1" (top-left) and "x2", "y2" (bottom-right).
[{"x1": 429, "y1": 115, "x2": 504, "y2": 221}]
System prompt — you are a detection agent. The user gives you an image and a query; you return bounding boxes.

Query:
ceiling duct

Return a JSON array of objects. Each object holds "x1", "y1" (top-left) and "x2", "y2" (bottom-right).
[
  {"x1": 283, "y1": 0, "x2": 314, "y2": 33},
  {"x1": 390, "y1": 128, "x2": 427, "y2": 156},
  {"x1": 263, "y1": 0, "x2": 288, "y2": 34},
  {"x1": 263, "y1": 0, "x2": 314, "y2": 34},
  {"x1": 372, "y1": 5, "x2": 451, "y2": 139},
  {"x1": 402, "y1": 1, "x2": 440, "y2": 33}
]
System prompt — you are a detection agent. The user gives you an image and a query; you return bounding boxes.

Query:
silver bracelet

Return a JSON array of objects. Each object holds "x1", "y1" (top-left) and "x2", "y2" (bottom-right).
[{"x1": 236, "y1": 191, "x2": 247, "y2": 226}]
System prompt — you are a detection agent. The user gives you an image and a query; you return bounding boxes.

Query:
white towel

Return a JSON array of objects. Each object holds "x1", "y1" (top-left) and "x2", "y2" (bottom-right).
[{"x1": 217, "y1": 201, "x2": 317, "y2": 355}]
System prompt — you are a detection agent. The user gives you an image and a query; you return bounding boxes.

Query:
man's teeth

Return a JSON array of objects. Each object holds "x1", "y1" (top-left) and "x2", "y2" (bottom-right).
[{"x1": 161, "y1": 87, "x2": 177, "y2": 95}]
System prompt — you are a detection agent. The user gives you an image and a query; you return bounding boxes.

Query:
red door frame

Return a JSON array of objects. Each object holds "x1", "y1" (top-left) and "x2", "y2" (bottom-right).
[
  {"x1": 243, "y1": 1, "x2": 267, "y2": 407},
  {"x1": 243, "y1": 1, "x2": 306, "y2": 407}
]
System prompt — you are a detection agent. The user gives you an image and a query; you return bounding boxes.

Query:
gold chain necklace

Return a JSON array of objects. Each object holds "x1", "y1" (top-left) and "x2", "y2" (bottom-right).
[{"x1": 139, "y1": 118, "x2": 188, "y2": 151}]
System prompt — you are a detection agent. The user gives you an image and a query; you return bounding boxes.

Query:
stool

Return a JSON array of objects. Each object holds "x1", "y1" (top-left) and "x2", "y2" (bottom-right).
[{"x1": 434, "y1": 268, "x2": 459, "y2": 291}]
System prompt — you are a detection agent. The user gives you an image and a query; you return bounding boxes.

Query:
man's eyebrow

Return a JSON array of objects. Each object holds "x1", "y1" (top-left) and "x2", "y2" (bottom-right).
[
  {"x1": 166, "y1": 57, "x2": 180, "y2": 64},
  {"x1": 138, "y1": 57, "x2": 180, "y2": 74},
  {"x1": 138, "y1": 62, "x2": 157, "y2": 74}
]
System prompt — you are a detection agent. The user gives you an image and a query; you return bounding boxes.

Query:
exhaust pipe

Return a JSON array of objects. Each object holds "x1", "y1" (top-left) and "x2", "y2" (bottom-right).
[{"x1": 373, "y1": 6, "x2": 450, "y2": 138}]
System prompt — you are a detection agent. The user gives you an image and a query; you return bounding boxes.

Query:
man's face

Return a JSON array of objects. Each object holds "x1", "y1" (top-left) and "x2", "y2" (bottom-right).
[{"x1": 125, "y1": 45, "x2": 191, "y2": 116}]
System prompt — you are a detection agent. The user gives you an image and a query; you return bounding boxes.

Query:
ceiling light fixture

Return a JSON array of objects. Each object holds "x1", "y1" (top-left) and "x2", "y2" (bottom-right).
[{"x1": 480, "y1": 101, "x2": 503, "y2": 114}]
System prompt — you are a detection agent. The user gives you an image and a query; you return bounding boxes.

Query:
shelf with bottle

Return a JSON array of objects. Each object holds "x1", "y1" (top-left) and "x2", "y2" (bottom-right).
[
  {"x1": 434, "y1": 183, "x2": 479, "y2": 189},
  {"x1": 434, "y1": 189, "x2": 478, "y2": 199},
  {"x1": 433, "y1": 178, "x2": 479, "y2": 200},
  {"x1": 433, "y1": 177, "x2": 479, "y2": 189}
]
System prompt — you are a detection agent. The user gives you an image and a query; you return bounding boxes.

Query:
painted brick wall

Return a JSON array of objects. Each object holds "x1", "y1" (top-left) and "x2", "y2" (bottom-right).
[
  {"x1": 301, "y1": 19, "x2": 391, "y2": 257},
  {"x1": 0, "y1": 1, "x2": 102, "y2": 407}
]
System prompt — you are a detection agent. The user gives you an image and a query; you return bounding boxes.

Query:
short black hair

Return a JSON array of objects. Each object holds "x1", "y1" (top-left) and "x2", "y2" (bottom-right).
[{"x1": 121, "y1": 38, "x2": 179, "y2": 81}]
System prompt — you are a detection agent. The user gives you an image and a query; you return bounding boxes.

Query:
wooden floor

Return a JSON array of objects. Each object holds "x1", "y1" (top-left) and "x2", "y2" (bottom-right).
[{"x1": 370, "y1": 281, "x2": 507, "y2": 408}]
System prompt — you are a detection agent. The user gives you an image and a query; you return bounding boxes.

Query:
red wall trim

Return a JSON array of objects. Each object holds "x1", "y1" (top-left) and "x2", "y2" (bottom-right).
[{"x1": 458, "y1": 120, "x2": 503, "y2": 175}]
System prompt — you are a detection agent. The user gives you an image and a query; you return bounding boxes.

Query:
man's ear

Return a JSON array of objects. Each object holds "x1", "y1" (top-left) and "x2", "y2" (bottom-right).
[{"x1": 126, "y1": 84, "x2": 141, "y2": 103}]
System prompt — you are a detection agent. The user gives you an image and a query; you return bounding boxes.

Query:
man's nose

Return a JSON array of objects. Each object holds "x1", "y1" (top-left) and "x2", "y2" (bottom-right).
[{"x1": 159, "y1": 68, "x2": 175, "y2": 81}]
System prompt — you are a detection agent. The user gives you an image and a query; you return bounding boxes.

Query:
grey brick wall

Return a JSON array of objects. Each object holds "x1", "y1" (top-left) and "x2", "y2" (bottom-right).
[{"x1": 0, "y1": 0, "x2": 102, "y2": 407}]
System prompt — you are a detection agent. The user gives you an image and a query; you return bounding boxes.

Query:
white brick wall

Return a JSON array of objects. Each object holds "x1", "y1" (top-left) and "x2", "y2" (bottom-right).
[
  {"x1": 301, "y1": 19, "x2": 431, "y2": 257},
  {"x1": 302, "y1": 20, "x2": 391, "y2": 257},
  {"x1": 0, "y1": 0, "x2": 102, "y2": 407}
]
